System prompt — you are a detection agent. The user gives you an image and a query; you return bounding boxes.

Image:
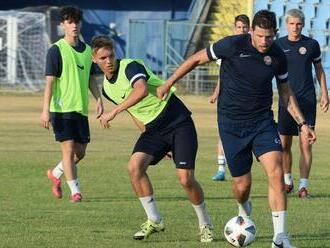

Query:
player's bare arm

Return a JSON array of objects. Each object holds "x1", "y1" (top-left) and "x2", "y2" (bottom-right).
[
  {"x1": 99, "y1": 79, "x2": 148, "y2": 128},
  {"x1": 209, "y1": 79, "x2": 220, "y2": 104},
  {"x1": 157, "y1": 49, "x2": 210, "y2": 100},
  {"x1": 278, "y1": 82, "x2": 316, "y2": 144},
  {"x1": 40, "y1": 76, "x2": 56, "y2": 129},
  {"x1": 314, "y1": 62, "x2": 329, "y2": 112},
  {"x1": 89, "y1": 74, "x2": 104, "y2": 118},
  {"x1": 278, "y1": 81, "x2": 305, "y2": 124}
]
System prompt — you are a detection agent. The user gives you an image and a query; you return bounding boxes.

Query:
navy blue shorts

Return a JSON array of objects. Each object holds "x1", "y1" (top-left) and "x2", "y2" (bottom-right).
[
  {"x1": 218, "y1": 116, "x2": 282, "y2": 177},
  {"x1": 51, "y1": 115, "x2": 90, "y2": 143},
  {"x1": 278, "y1": 101, "x2": 316, "y2": 136}
]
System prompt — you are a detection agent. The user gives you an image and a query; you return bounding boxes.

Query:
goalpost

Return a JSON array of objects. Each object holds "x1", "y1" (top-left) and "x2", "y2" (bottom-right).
[{"x1": 0, "y1": 11, "x2": 49, "y2": 91}]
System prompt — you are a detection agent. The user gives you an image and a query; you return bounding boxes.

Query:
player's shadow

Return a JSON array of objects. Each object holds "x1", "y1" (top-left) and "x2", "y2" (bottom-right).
[
  {"x1": 86, "y1": 195, "x2": 191, "y2": 203},
  {"x1": 84, "y1": 196, "x2": 131, "y2": 202},
  {"x1": 139, "y1": 234, "x2": 227, "y2": 244},
  {"x1": 203, "y1": 194, "x2": 269, "y2": 201},
  {"x1": 84, "y1": 192, "x2": 330, "y2": 203},
  {"x1": 293, "y1": 193, "x2": 330, "y2": 199},
  {"x1": 256, "y1": 232, "x2": 330, "y2": 248}
]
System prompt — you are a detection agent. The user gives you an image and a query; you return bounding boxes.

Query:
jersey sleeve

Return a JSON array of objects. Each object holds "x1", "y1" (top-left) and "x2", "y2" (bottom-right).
[
  {"x1": 125, "y1": 61, "x2": 148, "y2": 86},
  {"x1": 45, "y1": 45, "x2": 62, "y2": 77},
  {"x1": 275, "y1": 49, "x2": 288, "y2": 84},
  {"x1": 90, "y1": 62, "x2": 99, "y2": 75},
  {"x1": 206, "y1": 36, "x2": 234, "y2": 61},
  {"x1": 312, "y1": 40, "x2": 322, "y2": 64}
]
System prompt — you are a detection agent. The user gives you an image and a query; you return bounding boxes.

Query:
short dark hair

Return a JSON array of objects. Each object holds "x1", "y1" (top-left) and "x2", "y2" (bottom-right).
[
  {"x1": 60, "y1": 6, "x2": 82, "y2": 23},
  {"x1": 252, "y1": 10, "x2": 277, "y2": 32},
  {"x1": 91, "y1": 36, "x2": 114, "y2": 54},
  {"x1": 235, "y1": 14, "x2": 250, "y2": 27}
]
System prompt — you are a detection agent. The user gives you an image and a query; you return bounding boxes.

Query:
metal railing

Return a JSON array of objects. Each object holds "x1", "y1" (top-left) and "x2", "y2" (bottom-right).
[{"x1": 128, "y1": 19, "x2": 330, "y2": 95}]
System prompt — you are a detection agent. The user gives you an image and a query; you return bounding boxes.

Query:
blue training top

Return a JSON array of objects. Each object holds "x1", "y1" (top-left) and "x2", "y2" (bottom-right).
[
  {"x1": 206, "y1": 34, "x2": 288, "y2": 121},
  {"x1": 275, "y1": 35, "x2": 321, "y2": 105}
]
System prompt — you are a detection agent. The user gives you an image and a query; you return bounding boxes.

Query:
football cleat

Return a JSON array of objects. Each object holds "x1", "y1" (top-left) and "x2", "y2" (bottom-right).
[
  {"x1": 47, "y1": 169, "x2": 62, "y2": 199},
  {"x1": 133, "y1": 219, "x2": 165, "y2": 240},
  {"x1": 212, "y1": 170, "x2": 225, "y2": 181},
  {"x1": 284, "y1": 183, "x2": 294, "y2": 194},
  {"x1": 200, "y1": 224, "x2": 214, "y2": 242},
  {"x1": 70, "y1": 193, "x2": 82, "y2": 203},
  {"x1": 272, "y1": 233, "x2": 296, "y2": 248},
  {"x1": 298, "y1": 187, "x2": 310, "y2": 199}
]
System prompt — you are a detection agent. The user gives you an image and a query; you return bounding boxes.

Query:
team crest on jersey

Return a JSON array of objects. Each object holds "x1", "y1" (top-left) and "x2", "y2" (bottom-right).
[
  {"x1": 299, "y1": 46, "x2": 307, "y2": 55},
  {"x1": 274, "y1": 138, "x2": 281, "y2": 144},
  {"x1": 264, "y1": 55, "x2": 272, "y2": 65}
]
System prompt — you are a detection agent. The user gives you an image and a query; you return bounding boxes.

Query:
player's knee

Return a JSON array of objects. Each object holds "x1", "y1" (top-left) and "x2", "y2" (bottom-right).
[
  {"x1": 127, "y1": 161, "x2": 144, "y2": 179},
  {"x1": 270, "y1": 164, "x2": 283, "y2": 178},
  {"x1": 127, "y1": 163, "x2": 136, "y2": 177},
  {"x1": 281, "y1": 141, "x2": 291, "y2": 153},
  {"x1": 75, "y1": 149, "x2": 86, "y2": 161},
  {"x1": 178, "y1": 173, "x2": 195, "y2": 188},
  {"x1": 234, "y1": 182, "x2": 251, "y2": 197},
  {"x1": 300, "y1": 141, "x2": 312, "y2": 152},
  {"x1": 267, "y1": 166, "x2": 284, "y2": 190},
  {"x1": 61, "y1": 148, "x2": 75, "y2": 161}
]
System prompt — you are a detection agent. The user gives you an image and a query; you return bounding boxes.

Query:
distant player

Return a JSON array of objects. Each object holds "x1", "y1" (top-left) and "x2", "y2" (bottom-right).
[
  {"x1": 210, "y1": 14, "x2": 250, "y2": 181},
  {"x1": 157, "y1": 10, "x2": 316, "y2": 248},
  {"x1": 91, "y1": 36, "x2": 214, "y2": 242},
  {"x1": 40, "y1": 6, "x2": 103, "y2": 202},
  {"x1": 275, "y1": 9, "x2": 329, "y2": 198}
]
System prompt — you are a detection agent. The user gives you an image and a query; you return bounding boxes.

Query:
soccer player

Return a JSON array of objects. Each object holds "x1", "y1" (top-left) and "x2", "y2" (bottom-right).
[
  {"x1": 157, "y1": 10, "x2": 316, "y2": 248},
  {"x1": 91, "y1": 36, "x2": 214, "y2": 242},
  {"x1": 40, "y1": 6, "x2": 103, "y2": 202},
  {"x1": 210, "y1": 14, "x2": 250, "y2": 181},
  {"x1": 275, "y1": 9, "x2": 329, "y2": 198}
]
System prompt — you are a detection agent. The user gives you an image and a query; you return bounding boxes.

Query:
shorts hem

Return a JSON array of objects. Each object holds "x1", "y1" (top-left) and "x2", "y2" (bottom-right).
[
  {"x1": 229, "y1": 167, "x2": 251, "y2": 177},
  {"x1": 255, "y1": 147, "x2": 282, "y2": 160}
]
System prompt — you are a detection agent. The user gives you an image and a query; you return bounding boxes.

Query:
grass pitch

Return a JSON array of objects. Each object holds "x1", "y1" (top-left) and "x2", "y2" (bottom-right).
[{"x1": 0, "y1": 92, "x2": 329, "y2": 248}]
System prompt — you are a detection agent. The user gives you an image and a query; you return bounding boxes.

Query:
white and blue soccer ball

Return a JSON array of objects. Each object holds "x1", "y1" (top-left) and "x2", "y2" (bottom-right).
[{"x1": 224, "y1": 216, "x2": 256, "y2": 247}]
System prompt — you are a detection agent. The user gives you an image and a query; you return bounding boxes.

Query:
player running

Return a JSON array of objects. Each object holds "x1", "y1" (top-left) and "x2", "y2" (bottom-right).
[
  {"x1": 157, "y1": 10, "x2": 316, "y2": 248},
  {"x1": 91, "y1": 36, "x2": 214, "y2": 242}
]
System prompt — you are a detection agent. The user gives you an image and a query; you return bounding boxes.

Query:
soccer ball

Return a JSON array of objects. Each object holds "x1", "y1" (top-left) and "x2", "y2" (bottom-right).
[{"x1": 224, "y1": 216, "x2": 256, "y2": 247}]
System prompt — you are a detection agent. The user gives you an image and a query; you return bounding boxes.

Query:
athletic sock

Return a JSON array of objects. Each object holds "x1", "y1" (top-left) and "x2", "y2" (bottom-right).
[
  {"x1": 284, "y1": 173, "x2": 293, "y2": 185},
  {"x1": 272, "y1": 210, "x2": 287, "y2": 240},
  {"x1": 217, "y1": 155, "x2": 226, "y2": 172},
  {"x1": 299, "y1": 178, "x2": 308, "y2": 190},
  {"x1": 139, "y1": 195, "x2": 161, "y2": 223},
  {"x1": 192, "y1": 202, "x2": 212, "y2": 226},
  {"x1": 66, "y1": 179, "x2": 80, "y2": 195},
  {"x1": 52, "y1": 161, "x2": 64, "y2": 179},
  {"x1": 238, "y1": 200, "x2": 252, "y2": 217}
]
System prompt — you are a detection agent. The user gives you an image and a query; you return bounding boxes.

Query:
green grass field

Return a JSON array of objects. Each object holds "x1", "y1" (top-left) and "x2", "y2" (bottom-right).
[{"x1": 0, "y1": 92, "x2": 329, "y2": 248}]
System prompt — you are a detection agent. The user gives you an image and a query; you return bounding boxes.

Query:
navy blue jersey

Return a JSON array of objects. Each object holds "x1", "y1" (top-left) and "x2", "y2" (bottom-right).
[
  {"x1": 275, "y1": 35, "x2": 321, "y2": 104},
  {"x1": 106, "y1": 60, "x2": 149, "y2": 86},
  {"x1": 45, "y1": 40, "x2": 96, "y2": 77},
  {"x1": 207, "y1": 34, "x2": 288, "y2": 120}
]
